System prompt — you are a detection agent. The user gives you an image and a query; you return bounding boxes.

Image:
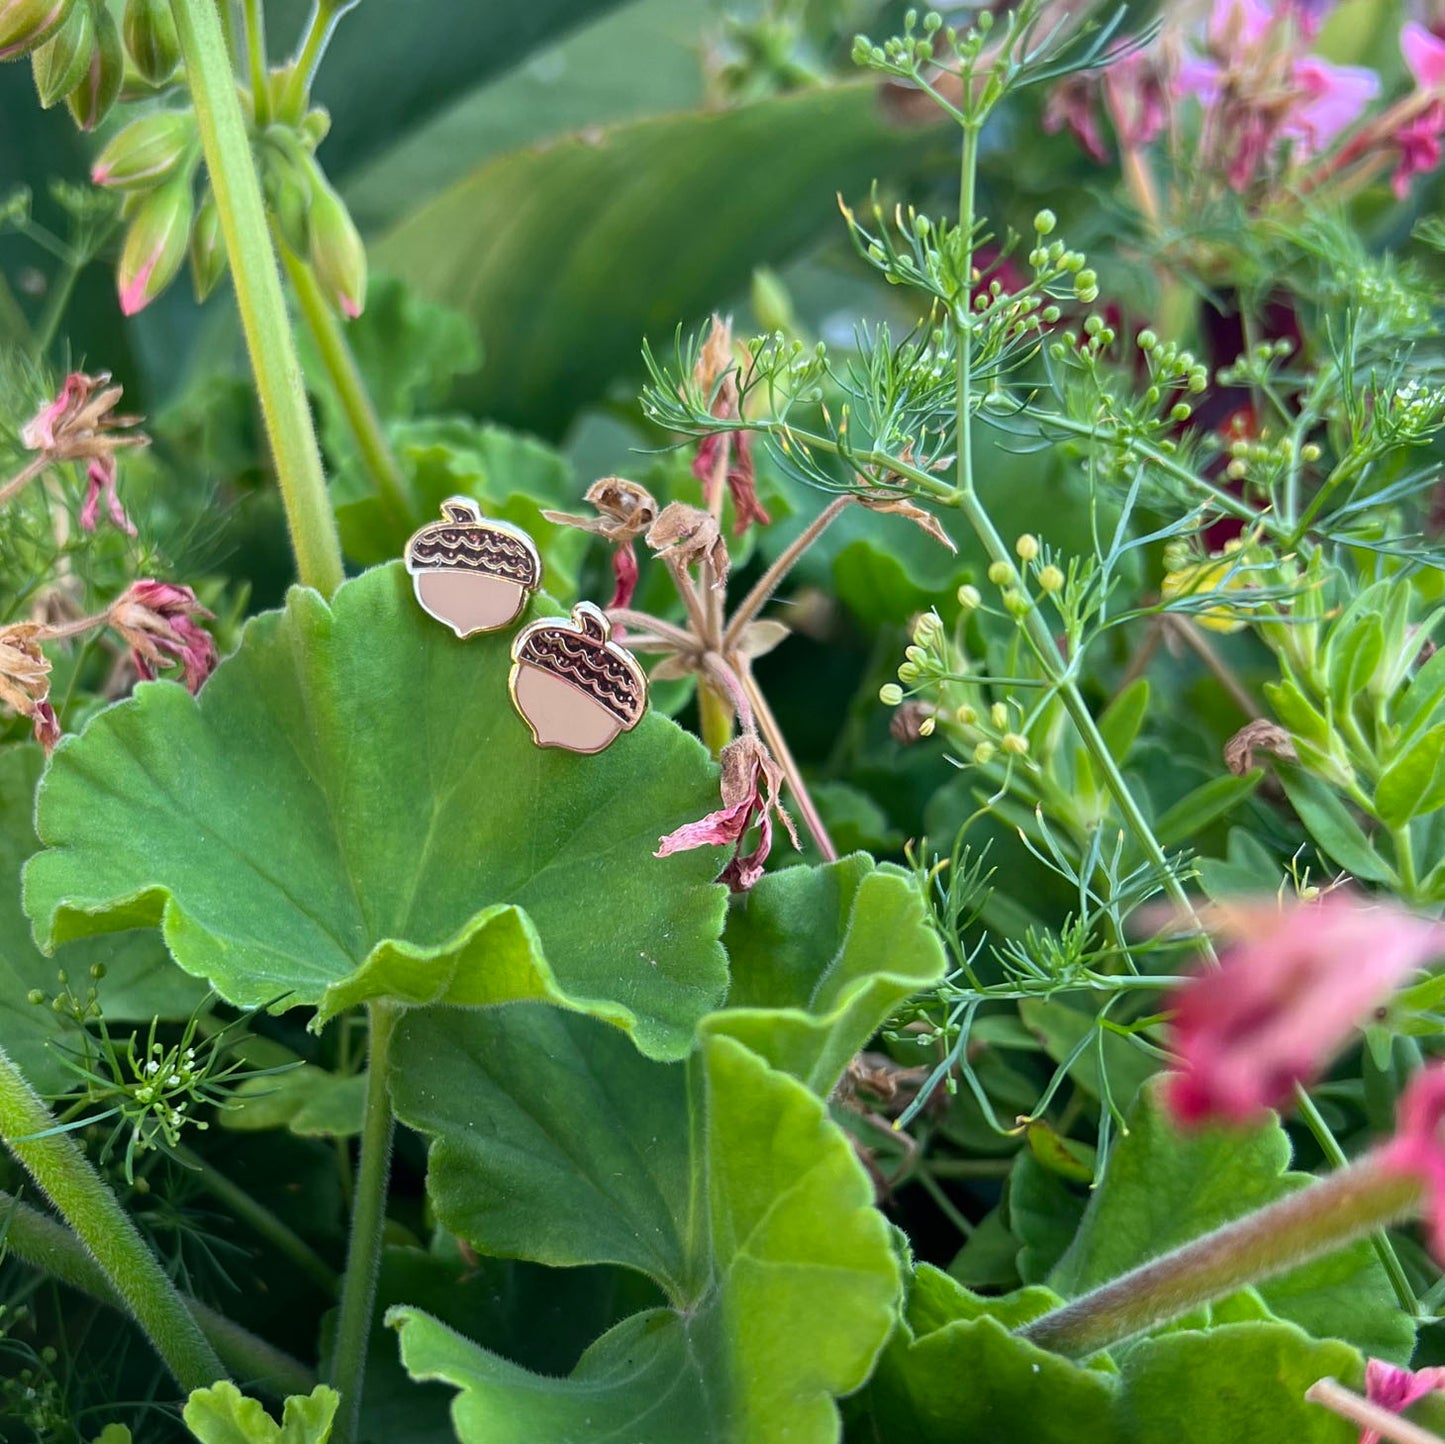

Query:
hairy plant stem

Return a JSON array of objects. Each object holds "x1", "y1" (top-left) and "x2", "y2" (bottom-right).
[
  {"x1": 241, "y1": 0, "x2": 268, "y2": 123},
  {"x1": 281, "y1": 245, "x2": 410, "y2": 532},
  {"x1": 171, "y1": 0, "x2": 344, "y2": 598},
  {"x1": 0, "y1": 455, "x2": 50, "y2": 509},
  {"x1": 326, "y1": 1001, "x2": 399, "y2": 1444},
  {"x1": 173, "y1": 1143, "x2": 340, "y2": 1296},
  {"x1": 0, "y1": 1187, "x2": 314, "y2": 1397},
  {"x1": 1306, "y1": 1378, "x2": 1445, "y2": 1444},
  {"x1": 0, "y1": 1045, "x2": 226, "y2": 1391},
  {"x1": 1018, "y1": 1153, "x2": 1422, "y2": 1358},
  {"x1": 283, "y1": 0, "x2": 357, "y2": 115}
]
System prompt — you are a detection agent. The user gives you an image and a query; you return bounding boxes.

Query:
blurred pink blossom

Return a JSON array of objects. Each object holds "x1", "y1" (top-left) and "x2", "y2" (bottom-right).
[
  {"x1": 1163, "y1": 894, "x2": 1445, "y2": 1126},
  {"x1": 1380, "y1": 1064, "x2": 1445, "y2": 1261},
  {"x1": 1392, "y1": 23, "x2": 1445, "y2": 196},
  {"x1": 1359, "y1": 1358, "x2": 1445, "y2": 1444},
  {"x1": 108, "y1": 580, "x2": 217, "y2": 692}
]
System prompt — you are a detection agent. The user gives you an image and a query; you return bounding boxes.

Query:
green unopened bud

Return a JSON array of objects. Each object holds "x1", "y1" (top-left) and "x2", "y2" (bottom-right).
[
  {"x1": 1001, "y1": 732, "x2": 1029, "y2": 755},
  {"x1": 122, "y1": 0, "x2": 177, "y2": 82},
  {"x1": 1170, "y1": 402, "x2": 1192, "y2": 423},
  {"x1": 1137, "y1": 328, "x2": 1158, "y2": 352},
  {"x1": 990, "y1": 701, "x2": 1009, "y2": 729},
  {"x1": 189, "y1": 186, "x2": 226, "y2": 301},
  {"x1": 1301, "y1": 442, "x2": 1322, "y2": 462},
  {"x1": 1037, "y1": 564, "x2": 1064, "y2": 593},
  {"x1": 64, "y1": 1, "x2": 122, "y2": 132},
  {"x1": 956, "y1": 704, "x2": 977, "y2": 725},
  {"x1": 1033, "y1": 207, "x2": 1056, "y2": 235},
  {"x1": 1015, "y1": 533, "x2": 1039, "y2": 561},
  {"x1": 89, "y1": 961, "x2": 105, "y2": 979},
  {"x1": 117, "y1": 167, "x2": 194, "y2": 315},
  {"x1": 91, "y1": 109, "x2": 193, "y2": 189},
  {"x1": 30, "y1": 0, "x2": 91, "y2": 108},
  {"x1": 917, "y1": 715, "x2": 936, "y2": 737},
  {"x1": 751, "y1": 265, "x2": 796, "y2": 336},
  {"x1": 306, "y1": 164, "x2": 366, "y2": 318},
  {"x1": 879, "y1": 683, "x2": 904, "y2": 706},
  {"x1": 912, "y1": 611, "x2": 942, "y2": 645},
  {"x1": 973, "y1": 741, "x2": 996, "y2": 765},
  {"x1": 904, "y1": 644, "x2": 927, "y2": 665},
  {"x1": 261, "y1": 130, "x2": 315, "y2": 257},
  {"x1": 956, "y1": 583, "x2": 981, "y2": 610},
  {"x1": 897, "y1": 662, "x2": 920, "y2": 682},
  {"x1": 0, "y1": 0, "x2": 72, "y2": 59},
  {"x1": 987, "y1": 560, "x2": 1015, "y2": 587},
  {"x1": 1003, "y1": 588, "x2": 1030, "y2": 616},
  {"x1": 300, "y1": 106, "x2": 331, "y2": 149},
  {"x1": 1073, "y1": 269, "x2": 1098, "y2": 301},
  {"x1": 26, "y1": 988, "x2": 45, "y2": 1005}
]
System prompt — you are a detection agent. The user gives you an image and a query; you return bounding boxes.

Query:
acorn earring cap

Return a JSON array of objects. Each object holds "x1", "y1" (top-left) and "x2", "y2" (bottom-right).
[
  {"x1": 405, "y1": 497, "x2": 542, "y2": 637},
  {"x1": 509, "y1": 602, "x2": 648, "y2": 754}
]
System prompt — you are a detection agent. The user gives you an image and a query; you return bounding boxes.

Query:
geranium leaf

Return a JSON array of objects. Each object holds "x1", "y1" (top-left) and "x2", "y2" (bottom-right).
[
  {"x1": 706, "y1": 854, "x2": 948, "y2": 1094},
  {"x1": 0, "y1": 745, "x2": 205, "y2": 1095},
  {"x1": 182, "y1": 1381, "x2": 340, "y2": 1443},
  {"x1": 1049, "y1": 1081, "x2": 1414, "y2": 1362},
  {"x1": 389, "y1": 1013, "x2": 899, "y2": 1441},
  {"x1": 23, "y1": 564, "x2": 727, "y2": 1058}
]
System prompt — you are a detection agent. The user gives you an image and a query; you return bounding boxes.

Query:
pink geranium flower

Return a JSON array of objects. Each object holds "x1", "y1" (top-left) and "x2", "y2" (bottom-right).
[
  {"x1": 1359, "y1": 1357, "x2": 1445, "y2": 1444},
  {"x1": 108, "y1": 580, "x2": 218, "y2": 693},
  {"x1": 1163, "y1": 894, "x2": 1445, "y2": 1126},
  {"x1": 1403, "y1": 20, "x2": 1445, "y2": 89},
  {"x1": 1391, "y1": 23, "x2": 1445, "y2": 197},
  {"x1": 1380, "y1": 1064, "x2": 1445, "y2": 1261}
]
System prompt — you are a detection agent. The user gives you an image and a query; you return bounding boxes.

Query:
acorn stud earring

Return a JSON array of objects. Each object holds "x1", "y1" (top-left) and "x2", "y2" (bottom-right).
[
  {"x1": 509, "y1": 602, "x2": 648, "y2": 754},
  {"x1": 405, "y1": 497, "x2": 541, "y2": 637}
]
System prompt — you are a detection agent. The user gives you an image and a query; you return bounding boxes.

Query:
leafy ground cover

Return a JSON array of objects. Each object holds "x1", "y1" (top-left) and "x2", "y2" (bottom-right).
[{"x1": 4, "y1": 1, "x2": 1445, "y2": 1441}]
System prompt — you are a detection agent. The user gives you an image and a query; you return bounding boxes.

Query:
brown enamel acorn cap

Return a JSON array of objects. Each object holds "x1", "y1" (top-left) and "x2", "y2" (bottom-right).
[
  {"x1": 513, "y1": 604, "x2": 646, "y2": 726},
  {"x1": 405, "y1": 498, "x2": 541, "y2": 587}
]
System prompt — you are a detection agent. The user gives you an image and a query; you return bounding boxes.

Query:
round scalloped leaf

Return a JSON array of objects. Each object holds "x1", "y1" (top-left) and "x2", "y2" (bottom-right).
[{"x1": 23, "y1": 564, "x2": 727, "y2": 1058}]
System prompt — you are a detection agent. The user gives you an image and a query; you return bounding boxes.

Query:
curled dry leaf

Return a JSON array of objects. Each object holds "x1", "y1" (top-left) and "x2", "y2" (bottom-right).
[
  {"x1": 646, "y1": 502, "x2": 730, "y2": 586},
  {"x1": 857, "y1": 492, "x2": 956, "y2": 552},
  {"x1": 1224, "y1": 718, "x2": 1297, "y2": 775}
]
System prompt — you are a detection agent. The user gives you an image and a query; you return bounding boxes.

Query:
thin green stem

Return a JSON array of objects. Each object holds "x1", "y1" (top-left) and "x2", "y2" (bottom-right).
[
  {"x1": 32, "y1": 259, "x2": 82, "y2": 360},
  {"x1": 0, "y1": 1045, "x2": 226, "y2": 1391},
  {"x1": 1018, "y1": 1153, "x2": 1422, "y2": 1358},
  {"x1": 241, "y1": 0, "x2": 269, "y2": 124},
  {"x1": 171, "y1": 0, "x2": 344, "y2": 597},
  {"x1": 326, "y1": 1002, "x2": 399, "y2": 1444},
  {"x1": 1292, "y1": 1084, "x2": 1417, "y2": 1315},
  {"x1": 0, "y1": 272, "x2": 36, "y2": 351},
  {"x1": 282, "y1": 0, "x2": 356, "y2": 117},
  {"x1": 1394, "y1": 826, "x2": 1421, "y2": 902},
  {"x1": 0, "y1": 1188, "x2": 314, "y2": 1397},
  {"x1": 281, "y1": 245, "x2": 410, "y2": 532},
  {"x1": 173, "y1": 1144, "x2": 341, "y2": 1296}
]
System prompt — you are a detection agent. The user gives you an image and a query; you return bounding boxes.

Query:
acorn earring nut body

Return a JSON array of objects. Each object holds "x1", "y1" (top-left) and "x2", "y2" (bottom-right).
[{"x1": 405, "y1": 497, "x2": 541, "y2": 637}]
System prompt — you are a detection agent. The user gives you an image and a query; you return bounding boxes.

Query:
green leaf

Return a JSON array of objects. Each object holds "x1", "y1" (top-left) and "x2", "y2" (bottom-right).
[
  {"x1": 1099, "y1": 678, "x2": 1151, "y2": 765},
  {"x1": 375, "y1": 83, "x2": 938, "y2": 435},
  {"x1": 334, "y1": 420, "x2": 588, "y2": 594},
  {"x1": 220, "y1": 1066, "x2": 365, "y2": 1138},
  {"x1": 1396, "y1": 643, "x2": 1445, "y2": 744},
  {"x1": 182, "y1": 1381, "x2": 340, "y2": 1443},
  {"x1": 1049, "y1": 1082, "x2": 1414, "y2": 1362},
  {"x1": 389, "y1": 1018, "x2": 899, "y2": 1441},
  {"x1": 1376, "y1": 722, "x2": 1445, "y2": 828},
  {"x1": 269, "y1": 0, "x2": 628, "y2": 177},
  {"x1": 23, "y1": 564, "x2": 727, "y2": 1059},
  {"x1": 0, "y1": 745, "x2": 206, "y2": 1095},
  {"x1": 1017, "y1": 997, "x2": 1157, "y2": 1112},
  {"x1": 90, "y1": 1428, "x2": 132, "y2": 1444},
  {"x1": 1116, "y1": 1323, "x2": 1359, "y2": 1444},
  {"x1": 706, "y1": 855, "x2": 948, "y2": 1095},
  {"x1": 1277, "y1": 766, "x2": 1397, "y2": 884},
  {"x1": 1010, "y1": 1150, "x2": 1089, "y2": 1284},
  {"x1": 859, "y1": 1264, "x2": 1120, "y2": 1443},
  {"x1": 1153, "y1": 770, "x2": 1262, "y2": 849},
  {"x1": 1196, "y1": 827, "x2": 1281, "y2": 899}
]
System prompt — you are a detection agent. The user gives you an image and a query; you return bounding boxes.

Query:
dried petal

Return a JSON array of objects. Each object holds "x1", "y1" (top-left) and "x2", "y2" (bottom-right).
[
  {"x1": 646, "y1": 502, "x2": 730, "y2": 586},
  {"x1": 0, "y1": 622, "x2": 60, "y2": 751},
  {"x1": 108, "y1": 579, "x2": 217, "y2": 692},
  {"x1": 857, "y1": 492, "x2": 957, "y2": 552},
  {"x1": 1223, "y1": 718, "x2": 1297, "y2": 775}
]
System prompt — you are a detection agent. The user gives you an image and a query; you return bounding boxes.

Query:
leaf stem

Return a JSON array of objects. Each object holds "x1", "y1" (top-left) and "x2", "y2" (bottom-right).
[
  {"x1": 0, "y1": 456, "x2": 51, "y2": 510},
  {"x1": 284, "y1": 0, "x2": 357, "y2": 115},
  {"x1": 0, "y1": 1187, "x2": 314, "y2": 1397},
  {"x1": 1306, "y1": 1377, "x2": 1445, "y2": 1444},
  {"x1": 0, "y1": 1044, "x2": 226, "y2": 1391},
  {"x1": 1017, "y1": 1152, "x2": 1422, "y2": 1358},
  {"x1": 281, "y1": 245, "x2": 411, "y2": 533},
  {"x1": 326, "y1": 1001, "x2": 398, "y2": 1444},
  {"x1": 171, "y1": 0, "x2": 345, "y2": 597},
  {"x1": 241, "y1": 0, "x2": 269, "y2": 123}
]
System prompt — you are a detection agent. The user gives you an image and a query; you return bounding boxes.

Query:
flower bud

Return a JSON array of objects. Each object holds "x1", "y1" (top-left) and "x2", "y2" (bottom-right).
[
  {"x1": 29, "y1": 0, "x2": 91, "y2": 108},
  {"x1": 91, "y1": 109, "x2": 193, "y2": 189},
  {"x1": 260, "y1": 128, "x2": 315, "y2": 256},
  {"x1": 879, "y1": 683, "x2": 904, "y2": 706},
  {"x1": 987, "y1": 560, "x2": 1014, "y2": 586},
  {"x1": 117, "y1": 168, "x2": 195, "y2": 315},
  {"x1": 1015, "y1": 533, "x2": 1039, "y2": 561},
  {"x1": 990, "y1": 701, "x2": 1009, "y2": 730},
  {"x1": 1001, "y1": 732, "x2": 1029, "y2": 755},
  {"x1": 0, "y1": 0, "x2": 72, "y2": 59},
  {"x1": 956, "y1": 583, "x2": 981, "y2": 610},
  {"x1": 955, "y1": 704, "x2": 977, "y2": 725},
  {"x1": 122, "y1": 0, "x2": 178, "y2": 83},
  {"x1": 973, "y1": 741, "x2": 996, "y2": 765},
  {"x1": 1037, "y1": 564, "x2": 1064, "y2": 593},
  {"x1": 189, "y1": 186, "x2": 226, "y2": 301},
  {"x1": 1033, "y1": 208, "x2": 1056, "y2": 235},
  {"x1": 65, "y1": 1, "x2": 122, "y2": 132},
  {"x1": 306, "y1": 164, "x2": 366, "y2": 318}
]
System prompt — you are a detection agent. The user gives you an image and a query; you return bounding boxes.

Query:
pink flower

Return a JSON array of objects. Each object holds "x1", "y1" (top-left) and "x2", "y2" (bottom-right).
[
  {"x1": 1286, "y1": 61, "x2": 1379, "y2": 151},
  {"x1": 1380, "y1": 1064, "x2": 1445, "y2": 1261},
  {"x1": 1392, "y1": 100, "x2": 1445, "y2": 196},
  {"x1": 655, "y1": 732, "x2": 799, "y2": 892},
  {"x1": 1359, "y1": 1358, "x2": 1445, "y2": 1444},
  {"x1": 689, "y1": 316, "x2": 771, "y2": 537},
  {"x1": 1403, "y1": 21, "x2": 1445, "y2": 90},
  {"x1": 1103, "y1": 49, "x2": 1167, "y2": 149},
  {"x1": 107, "y1": 580, "x2": 217, "y2": 692},
  {"x1": 610, "y1": 541, "x2": 639, "y2": 611},
  {"x1": 1163, "y1": 894, "x2": 1445, "y2": 1127},
  {"x1": 1043, "y1": 73, "x2": 1110, "y2": 161},
  {"x1": 80, "y1": 457, "x2": 136, "y2": 536}
]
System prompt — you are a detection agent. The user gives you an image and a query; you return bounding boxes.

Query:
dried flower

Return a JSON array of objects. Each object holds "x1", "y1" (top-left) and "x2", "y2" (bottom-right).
[
  {"x1": 655, "y1": 732, "x2": 800, "y2": 892},
  {"x1": 1163, "y1": 894, "x2": 1445, "y2": 1126},
  {"x1": 107, "y1": 580, "x2": 217, "y2": 692},
  {"x1": 1223, "y1": 718, "x2": 1298, "y2": 775},
  {"x1": 1357, "y1": 1358, "x2": 1445, "y2": 1444},
  {"x1": 544, "y1": 477, "x2": 658, "y2": 610},
  {"x1": 646, "y1": 502, "x2": 730, "y2": 587},
  {"x1": 690, "y1": 315, "x2": 770, "y2": 535},
  {"x1": 20, "y1": 371, "x2": 146, "y2": 532},
  {"x1": 0, "y1": 623, "x2": 61, "y2": 751}
]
